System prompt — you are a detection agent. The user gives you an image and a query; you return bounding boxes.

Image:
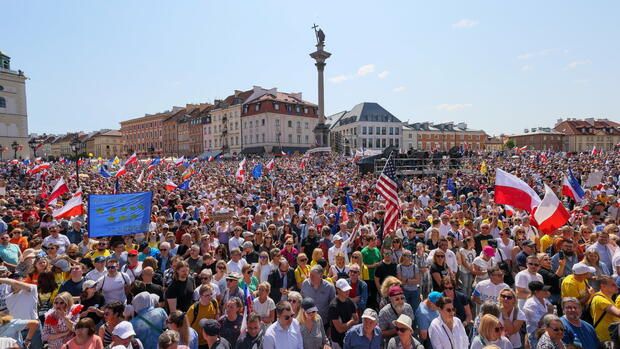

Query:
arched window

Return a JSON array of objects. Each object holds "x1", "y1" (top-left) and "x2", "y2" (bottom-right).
[{"x1": 0, "y1": 97, "x2": 5, "y2": 108}]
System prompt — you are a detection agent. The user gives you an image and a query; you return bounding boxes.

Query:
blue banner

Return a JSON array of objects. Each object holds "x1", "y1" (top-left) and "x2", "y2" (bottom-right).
[{"x1": 88, "y1": 192, "x2": 153, "y2": 237}]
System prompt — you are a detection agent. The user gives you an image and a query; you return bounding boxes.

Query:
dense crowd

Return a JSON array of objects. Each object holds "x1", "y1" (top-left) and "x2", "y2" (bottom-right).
[{"x1": 1, "y1": 150, "x2": 620, "y2": 349}]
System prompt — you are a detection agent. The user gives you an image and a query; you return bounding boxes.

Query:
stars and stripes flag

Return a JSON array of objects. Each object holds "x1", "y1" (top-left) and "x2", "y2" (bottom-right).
[{"x1": 375, "y1": 153, "x2": 400, "y2": 233}]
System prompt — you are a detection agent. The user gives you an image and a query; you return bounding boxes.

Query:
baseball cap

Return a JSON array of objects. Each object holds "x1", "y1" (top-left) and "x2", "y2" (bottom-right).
[
  {"x1": 573, "y1": 262, "x2": 596, "y2": 275},
  {"x1": 336, "y1": 279, "x2": 352, "y2": 292},
  {"x1": 528, "y1": 280, "x2": 551, "y2": 292},
  {"x1": 242, "y1": 231, "x2": 254, "y2": 238},
  {"x1": 0, "y1": 265, "x2": 8, "y2": 273},
  {"x1": 128, "y1": 249, "x2": 139, "y2": 256},
  {"x1": 333, "y1": 235, "x2": 343, "y2": 241},
  {"x1": 301, "y1": 298, "x2": 319, "y2": 313},
  {"x1": 94, "y1": 256, "x2": 106, "y2": 263},
  {"x1": 82, "y1": 280, "x2": 97, "y2": 291},
  {"x1": 53, "y1": 259, "x2": 71, "y2": 272},
  {"x1": 361, "y1": 308, "x2": 378, "y2": 321},
  {"x1": 112, "y1": 321, "x2": 136, "y2": 339},
  {"x1": 522, "y1": 240, "x2": 535, "y2": 247},
  {"x1": 428, "y1": 291, "x2": 443, "y2": 304},
  {"x1": 482, "y1": 245, "x2": 495, "y2": 257},
  {"x1": 310, "y1": 264, "x2": 323, "y2": 274},
  {"x1": 200, "y1": 319, "x2": 220, "y2": 336},
  {"x1": 388, "y1": 285, "x2": 404, "y2": 297}
]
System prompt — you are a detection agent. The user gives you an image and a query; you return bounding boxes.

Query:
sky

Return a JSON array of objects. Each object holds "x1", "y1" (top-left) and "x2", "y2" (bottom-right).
[{"x1": 3, "y1": 1, "x2": 619, "y2": 136}]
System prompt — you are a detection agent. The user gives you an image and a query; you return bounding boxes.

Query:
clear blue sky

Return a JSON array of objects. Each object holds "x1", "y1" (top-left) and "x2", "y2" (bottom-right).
[{"x1": 4, "y1": 1, "x2": 618, "y2": 136}]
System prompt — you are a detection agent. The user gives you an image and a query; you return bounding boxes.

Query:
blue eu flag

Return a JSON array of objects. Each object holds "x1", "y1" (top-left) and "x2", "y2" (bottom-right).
[
  {"x1": 252, "y1": 164, "x2": 263, "y2": 179},
  {"x1": 88, "y1": 191, "x2": 153, "y2": 237}
]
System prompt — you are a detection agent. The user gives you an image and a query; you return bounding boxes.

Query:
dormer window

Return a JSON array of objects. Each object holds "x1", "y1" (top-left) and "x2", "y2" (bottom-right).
[
  {"x1": 274, "y1": 103, "x2": 280, "y2": 111},
  {"x1": 255, "y1": 104, "x2": 260, "y2": 111}
]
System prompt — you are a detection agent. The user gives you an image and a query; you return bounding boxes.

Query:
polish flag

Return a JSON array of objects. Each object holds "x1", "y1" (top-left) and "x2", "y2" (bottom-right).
[
  {"x1": 52, "y1": 189, "x2": 84, "y2": 219},
  {"x1": 46, "y1": 178, "x2": 69, "y2": 207},
  {"x1": 591, "y1": 146, "x2": 599, "y2": 156},
  {"x1": 534, "y1": 184, "x2": 570, "y2": 234},
  {"x1": 505, "y1": 205, "x2": 516, "y2": 217},
  {"x1": 494, "y1": 168, "x2": 542, "y2": 214},
  {"x1": 208, "y1": 156, "x2": 214, "y2": 162},
  {"x1": 115, "y1": 166, "x2": 127, "y2": 178},
  {"x1": 236, "y1": 158, "x2": 246, "y2": 182},
  {"x1": 174, "y1": 157, "x2": 185, "y2": 167},
  {"x1": 265, "y1": 159, "x2": 275, "y2": 170},
  {"x1": 518, "y1": 145, "x2": 528, "y2": 152},
  {"x1": 40, "y1": 182, "x2": 48, "y2": 199},
  {"x1": 165, "y1": 179, "x2": 178, "y2": 191},
  {"x1": 124, "y1": 153, "x2": 138, "y2": 166},
  {"x1": 28, "y1": 163, "x2": 50, "y2": 175},
  {"x1": 137, "y1": 170, "x2": 145, "y2": 184},
  {"x1": 301, "y1": 158, "x2": 307, "y2": 170}
]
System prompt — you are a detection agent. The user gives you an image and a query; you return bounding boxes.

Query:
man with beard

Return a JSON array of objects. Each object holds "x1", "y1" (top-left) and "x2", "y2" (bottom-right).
[
  {"x1": 236, "y1": 312, "x2": 263, "y2": 349},
  {"x1": 551, "y1": 238, "x2": 578, "y2": 277},
  {"x1": 560, "y1": 297, "x2": 599, "y2": 348},
  {"x1": 377, "y1": 285, "x2": 415, "y2": 342}
]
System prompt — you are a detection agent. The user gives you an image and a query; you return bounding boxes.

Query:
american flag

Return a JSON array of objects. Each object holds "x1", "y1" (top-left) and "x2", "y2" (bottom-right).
[{"x1": 375, "y1": 153, "x2": 400, "y2": 233}]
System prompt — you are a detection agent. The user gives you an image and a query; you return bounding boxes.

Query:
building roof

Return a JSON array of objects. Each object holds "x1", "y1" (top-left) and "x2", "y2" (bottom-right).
[
  {"x1": 554, "y1": 118, "x2": 620, "y2": 136},
  {"x1": 242, "y1": 86, "x2": 316, "y2": 107},
  {"x1": 404, "y1": 121, "x2": 484, "y2": 133},
  {"x1": 100, "y1": 130, "x2": 121, "y2": 137},
  {"x1": 510, "y1": 127, "x2": 563, "y2": 137},
  {"x1": 329, "y1": 102, "x2": 401, "y2": 128}
]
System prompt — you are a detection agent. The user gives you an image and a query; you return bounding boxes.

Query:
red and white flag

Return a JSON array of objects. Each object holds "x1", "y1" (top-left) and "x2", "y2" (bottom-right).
[
  {"x1": 504, "y1": 205, "x2": 516, "y2": 217},
  {"x1": 137, "y1": 170, "x2": 145, "y2": 184},
  {"x1": 591, "y1": 146, "x2": 599, "y2": 156},
  {"x1": 27, "y1": 162, "x2": 50, "y2": 175},
  {"x1": 265, "y1": 159, "x2": 275, "y2": 170},
  {"x1": 52, "y1": 189, "x2": 84, "y2": 219},
  {"x1": 533, "y1": 184, "x2": 570, "y2": 234},
  {"x1": 300, "y1": 158, "x2": 307, "y2": 170},
  {"x1": 165, "y1": 179, "x2": 178, "y2": 191},
  {"x1": 494, "y1": 168, "x2": 541, "y2": 214},
  {"x1": 518, "y1": 145, "x2": 528, "y2": 152},
  {"x1": 115, "y1": 166, "x2": 127, "y2": 178},
  {"x1": 236, "y1": 158, "x2": 246, "y2": 182},
  {"x1": 124, "y1": 153, "x2": 138, "y2": 166},
  {"x1": 46, "y1": 178, "x2": 69, "y2": 207},
  {"x1": 174, "y1": 157, "x2": 185, "y2": 167},
  {"x1": 208, "y1": 156, "x2": 214, "y2": 162}
]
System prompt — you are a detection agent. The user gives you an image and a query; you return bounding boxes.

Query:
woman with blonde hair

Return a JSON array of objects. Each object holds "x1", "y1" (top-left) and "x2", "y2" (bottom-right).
[
  {"x1": 41, "y1": 291, "x2": 81, "y2": 349},
  {"x1": 497, "y1": 288, "x2": 525, "y2": 349},
  {"x1": 253, "y1": 282, "x2": 276, "y2": 324},
  {"x1": 295, "y1": 253, "x2": 311, "y2": 288},
  {"x1": 329, "y1": 252, "x2": 349, "y2": 281},
  {"x1": 166, "y1": 310, "x2": 198, "y2": 349},
  {"x1": 469, "y1": 314, "x2": 512, "y2": 349},
  {"x1": 582, "y1": 249, "x2": 608, "y2": 290},
  {"x1": 254, "y1": 250, "x2": 274, "y2": 283},
  {"x1": 238, "y1": 263, "x2": 259, "y2": 294},
  {"x1": 310, "y1": 248, "x2": 324, "y2": 266},
  {"x1": 288, "y1": 291, "x2": 303, "y2": 316},
  {"x1": 297, "y1": 298, "x2": 330, "y2": 349},
  {"x1": 158, "y1": 329, "x2": 189, "y2": 349},
  {"x1": 379, "y1": 276, "x2": 402, "y2": 308},
  {"x1": 350, "y1": 251, "x2": 370, "y2": 281}
]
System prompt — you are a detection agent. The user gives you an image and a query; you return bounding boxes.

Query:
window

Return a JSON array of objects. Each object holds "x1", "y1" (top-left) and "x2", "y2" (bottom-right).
[
  {"x1": 274, "y1": 103, "x2": 280, "y2": 110},
  {"x1": 0, "y1": 85, "x2": 3, "y2": 91},
  {"x1": 305, "y1": 135, "x2": 309, "y2": 143},
  {"x1": 275, "y1": 119, "x2": 280, "y2": 127},
  {"x1": 255, "y1": 104, "x2": 260, "y2": 111},
  {"x1": 389, "y1": 127, "x2": 394, "y2": 135},
  {"x1": 305, "y1": 122, "x2": 309, "y2": 129},
  {"x1": 296, "y1": 106, "x2": 301, "y2": 113},
  {"x1": 362, "y1": 139, "x2": 367, "y2": 148},
  {"x1": 0, "y1": 96, "x2": 7, "y2": 108},
  {"x1": 288, "y1": 120, "x2": 293, "y2": 127},
  {"x1": 376, "y1": 127, "x2": 380, "y2": 135},
  {"x1": 262, "y1": 134, "x2": 265, "y2": 142},
  {"x1": 368, "y1": 127, "x2": 373, "y2": 135},
  {"x1": 249, "y1": 121, "x2": 253, "y2": 128},
  {"x1": 288, "y1": 134, "x2": 293, "y2": 143},
  {"x1": 262, "y1": 119, "x2": 265, "y2": 126},
  {"x1": 395, "y1": 139, "x2": 400, "y2": 147},
  {"x1": 395, "y1": 128, "x2": 400, "y2": 135},
  {"x1": 304, "y1": 107, "x2": 308, "y2": 114},
  {"x1": 382, "y1": 139, "x2": 386, "y2": 147},
  {"x1": 297, "y1": 135, "x2": 301, "y2": 144},
  {"x1": 376, "y1": 139, "x2": 381, "y2": 148},
  {"x1": 382, "y1": 127, "x2": 387, "y2": 135},
  {"x1": 362, "y1": 127, "x2": 367, "y2": 135},
  {"x1": 389, "y1": 139, "x2": 394, "y2": 146}
]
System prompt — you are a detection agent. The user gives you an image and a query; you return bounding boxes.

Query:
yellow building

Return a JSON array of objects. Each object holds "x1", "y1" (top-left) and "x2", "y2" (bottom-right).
[
  {"x1": 0, "y1": 51, "x2": 29, "y2": 159},
  {"x1": 84, "y1": 130, "x2": 122, "y2": 158}
]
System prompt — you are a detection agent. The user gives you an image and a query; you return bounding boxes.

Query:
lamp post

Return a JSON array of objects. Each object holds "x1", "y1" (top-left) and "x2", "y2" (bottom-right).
[
  {"x1": 28, "y1": 138, "x2": 39, "y2": 158},
  {"x1": 11, "y1": 141, "x2": 19, "y2": 159},
  {"x1": 70, "y1": 135, "x2": 84, "y2": 188}
]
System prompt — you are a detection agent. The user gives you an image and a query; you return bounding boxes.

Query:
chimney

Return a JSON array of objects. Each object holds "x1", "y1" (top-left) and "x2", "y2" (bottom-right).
[
  {"x1": 556, "y1": 118, "x2": 563, "y2": 126},
  {"x1": 531, "y1": 128, "x2": 537, "y2": 132},
  {"x1": 585, "y1": 117, "x2": 595, "y2": 125},
  {"x1": 524, "y1": 129, "x2": 529, "y2": 133},
  {"x1": 457, "y1": 122, "x2": 467, "y2": 130}
]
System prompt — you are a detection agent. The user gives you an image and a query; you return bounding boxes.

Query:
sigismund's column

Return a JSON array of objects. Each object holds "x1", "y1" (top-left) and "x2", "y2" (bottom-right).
[{"x1": 309, "y1": 24, "x2": 331, "y2": 147}]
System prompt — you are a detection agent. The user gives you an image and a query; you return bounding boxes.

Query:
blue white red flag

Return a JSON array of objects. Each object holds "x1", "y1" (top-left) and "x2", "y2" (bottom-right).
[{"x1": 562, "y1": 169, "x2": 585, "y2": 203}]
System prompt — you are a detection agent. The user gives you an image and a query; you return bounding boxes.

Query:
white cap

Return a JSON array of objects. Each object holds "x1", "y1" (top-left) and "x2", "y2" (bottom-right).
[
  {"x1": 573, "y1": 262, "x2": 596, "y2": 275},
  {"x1": 111, "y1": 321, "x2": 136, "y2": 339},
  {"x1": 333, "y1": 235, "x2": 343, "y2": 241},
  {"x1": 336, "y1": 278, "x2": 352, "y2": 292}
]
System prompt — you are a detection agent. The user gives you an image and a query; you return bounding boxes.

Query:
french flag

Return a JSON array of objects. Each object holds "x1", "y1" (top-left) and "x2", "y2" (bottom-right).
[
  {"x1": 265, "y1": 159, "x2": 275, "y2": 170},
  {"x1": 562, "y1": 169, "x2": 585, "y2": 203},
  {"x1": 494, "y1": 168, "x2": 542, "y2": 214},
  {"x1": 46, "y1": 177, "x2": 69, "y2": 207},
  {"x1": 534, "y1": 184, "x2": 570, "y2": 234},
  {"x1": 165, "y1": 179, "x2": 178, "y2": 191}
]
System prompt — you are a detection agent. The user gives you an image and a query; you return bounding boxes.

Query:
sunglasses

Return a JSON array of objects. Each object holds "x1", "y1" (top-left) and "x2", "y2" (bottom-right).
[
  {"x1": 349, "y1": 270, "x2": 360, "y2": 274},
  {"x1": 436, "y1": 255, "x2": 445, "y2": 258},
  {"x1": 260, "y1": 256, "x2": 268, "y2": 259},
  {"x1": 550, "y1": 327, "x2": 565, "y2": 332},
  {"x1": 396, "y1": 327, "x2": 409, "y2": 333},
  {"x1": 299, "y1": 258, "x2": 308, "y2": 262},
  {"x1": 160, "y1": 249, "x2": 168, "y2": 251},
  {"x1": 217, "y1": 266, "x2": 225, "y2": 269},
  {"x1": 289, "y1": 300, "x2": 298, "y2": 304},
  {"x1": 128, "y1": 254, "x2": 138, "y2": 257},
  {"x1": 528, "y1": 263, "x2": 540, "y2": 267},
  {"x1": 107, "y1": 265, "x2": 117, "y2": 269},
  {"x1": 443, "y1": 307, "x2": 455, "y2": 313},
  {"x1": 500, "y1": 295, "x2": 514, "y2": 300},
  {"x1": 494, "y1": 326, "x2": 502, "y2": 333},
  {"x1": 282, "y1": 315, "x2": 292, "y2": 320}
]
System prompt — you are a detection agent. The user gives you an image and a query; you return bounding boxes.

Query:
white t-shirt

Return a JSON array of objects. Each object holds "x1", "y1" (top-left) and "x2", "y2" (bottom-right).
[
  {"x1": 499, "y1": 308, "x2": 526, "y2": 348},
  {"x1": 472, "y1": 256, "x2": 496, "y2": 282},
  {"x1": 43, "y1": 235, "x2": 71, "y2": 254},
  {"x1": 495, "y1": 238, "x2": 515, "y2": 263},
  {"x1": 257, "y1": 263, "x2": 275, "y2": 283},
  {"x1": 514, "y1": 270, "x2": 543, "y2": 308},
  {"x1": 473, "y1": 279, "x2": 509, "y2": 306},
  {"x1": 121, "y1": 262, "x2": 143, "y2": 283},
  {"x1": 252, "y1": 296, "x2": 276, "y2": 319},
  {"x1": 227, "y1": 259, "x2": 248, "y2": 275},
  {"x1": 228, "y1": 236, "x2": 243, "y2": 251},
  {"x1": 85, "y1": 268, "x2": 107, "y2": 282},
  {"x1": 97, "y1": 272, "x2": 131, "y2": 304},
  {"x1": 6, "y1": 284, "x2": 38, "y2": 320}
]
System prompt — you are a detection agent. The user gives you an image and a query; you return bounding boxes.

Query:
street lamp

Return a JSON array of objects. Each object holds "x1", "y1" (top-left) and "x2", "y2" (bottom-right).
[
  {"x1": 11, "y1": 141, "x2": 19, "y2": 159},
  {"x1": 28, "y1": 138, "x2": 40, "y2": 158},
  {"x1": 70, "y1": 135, "x2": 84, "y2": 188}
]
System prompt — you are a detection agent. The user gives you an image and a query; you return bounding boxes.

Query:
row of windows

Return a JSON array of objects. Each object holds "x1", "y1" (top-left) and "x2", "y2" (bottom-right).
[
  {"x1": 125, "y1": 142, "x2": 162, "y2": 151},
  {"x1": 410, "y1": 133, "x2": 479, "y2": 140},
  {"x1": 244, "y1": 134, "x2": 310, "y2": 145},
  {"x1": 243, "y1": 102, "x2": 313, "y2": 115},
  {"x1": 125, "y1": 121, "x2": 161, "y2": 131},
  {"x1": 125, "y1": 130, "x2": 162, "y2": 140},
  {"x1": 361, "y1": 138, "x2": 400, "y2": 148},
  {"x1": 361, "y1": 126, "x2": 400, "y2": 136}
]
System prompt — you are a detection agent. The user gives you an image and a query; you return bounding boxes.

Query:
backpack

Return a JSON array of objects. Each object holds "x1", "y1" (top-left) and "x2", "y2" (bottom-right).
[
  {"x1": 584, "y1": 293, "x2": 609, "y2": 329},
  {"x1": 334, "y1": 266, "x2": 349, "y2": 280},
  {"x1": 496, "y1": 249, "x2": 514, "y2": 286},
  {"x1": 609, "y1": 321, "x2": 620, "y2": 345},
  {"x1": 190, "y1": 299, "x2": 218, "y2": 326}
]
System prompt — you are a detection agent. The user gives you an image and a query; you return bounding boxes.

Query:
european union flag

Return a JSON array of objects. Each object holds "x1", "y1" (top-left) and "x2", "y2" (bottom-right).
[
  {"x1": 88, "y1": 191, "x2": 153, "y2": 237},
  {"x1": 345, "y1": 191, "x2": 355, "y2": 213},
  {"x1": 252, "y1": 164, "x2": 263, "y2": 179},
  {"x1": 100, "y1": 166, "x2": 112, "y2": 178},
  {"x1": 447, "y1": 178, "x2": 456, "y2": 195},
  {"x1": 178, "y1": 179, "x2": 191, "y2": 190}
]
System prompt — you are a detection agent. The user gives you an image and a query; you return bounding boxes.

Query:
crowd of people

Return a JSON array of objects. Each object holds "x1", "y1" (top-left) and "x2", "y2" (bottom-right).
[{"x1": 0, "y1": 150, "x2": 620, "y2": 349}]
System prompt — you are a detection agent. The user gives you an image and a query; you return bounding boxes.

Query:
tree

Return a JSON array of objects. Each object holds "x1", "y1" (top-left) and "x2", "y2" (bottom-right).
[{"x1": 504, "y1": 140, "x2": 515, "y2": 149}]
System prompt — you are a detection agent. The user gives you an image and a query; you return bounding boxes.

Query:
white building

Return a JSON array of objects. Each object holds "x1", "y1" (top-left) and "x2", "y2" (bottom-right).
[
  {"x1": 328, "y1": 102, "x2": 403, "y2": 154},
  {"x1": 0, "y1": 51, "x2": 29, "y2": 159}
]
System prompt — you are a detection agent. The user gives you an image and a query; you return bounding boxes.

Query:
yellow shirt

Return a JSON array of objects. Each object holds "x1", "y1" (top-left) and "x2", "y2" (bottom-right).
[
  {"x1": 187, "y1": 300, "x2": 219, "y2": 345},
  {"x1": 561, "y1": 274, "x2": 587, "y2": 300},
  {"x1": 539, "y1": 234, "x2": 554, "y2": 253},
  {"x1": 84, "y1": 249, "x2": 111, "y2": 260},
  {"x1": 590, "y1": 292, "x2": 620, "y2": 341},
  {"x1": 295, "y1": 265, "x2": 311, "y2": 286}
]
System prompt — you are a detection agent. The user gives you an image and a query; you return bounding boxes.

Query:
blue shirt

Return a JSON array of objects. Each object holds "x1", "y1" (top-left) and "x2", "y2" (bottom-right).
[
  {"x1": 561, "y1": 316, "x2": 600, "y2": 349},
  {"x1": 414, "y1": 302, "x2": 439, "y2": 331},
  {"x1": 343, "y1": 324, "x2": 382, "y2": 349},
  {"x1": 0, "y1": 243, "x2": 20, "y2": 265},
  {"x1": 130, "y1": 307, "x2": 167, "y2": 349}
]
